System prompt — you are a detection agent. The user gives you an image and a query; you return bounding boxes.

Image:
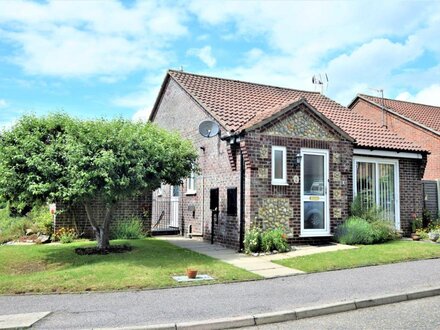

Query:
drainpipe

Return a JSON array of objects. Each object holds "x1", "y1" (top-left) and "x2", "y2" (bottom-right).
[{"x1": 239, "y1": 150, "x2": 246, "y2": 252}]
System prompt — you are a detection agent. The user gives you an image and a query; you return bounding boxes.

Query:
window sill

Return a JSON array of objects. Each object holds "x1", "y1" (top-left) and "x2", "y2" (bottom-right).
[
  {"x1": 185, "y1": 191, "x2": 197, "y2": 196},
  {"x1": 299, "y1": 233, "x2": 333, "y2": 238},
  {"x1": 271, "y1": 182, "x2": 289, "y2": 186}
]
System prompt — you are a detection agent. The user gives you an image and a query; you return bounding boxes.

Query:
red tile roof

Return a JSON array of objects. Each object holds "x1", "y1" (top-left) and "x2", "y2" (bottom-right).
[
  {"x1": 156, "y1": 70, "x2": 425, "y2": 152},
  {"x1": 357, "y1": 94, "x2": 440, "y2": 134}
]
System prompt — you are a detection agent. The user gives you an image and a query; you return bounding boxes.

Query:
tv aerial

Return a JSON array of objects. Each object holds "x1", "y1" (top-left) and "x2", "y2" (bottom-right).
[
  {"x1": 312, "y1": 73, "x2": 329, "y2": 94},
  {"x1": 198, "y1": 120, "x2": 220, "y2": 138}
]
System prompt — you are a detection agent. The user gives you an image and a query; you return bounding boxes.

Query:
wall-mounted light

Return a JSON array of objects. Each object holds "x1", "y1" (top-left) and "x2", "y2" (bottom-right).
[{"x1": 293, "y1": 153, "x2": 302, "y2": 168}]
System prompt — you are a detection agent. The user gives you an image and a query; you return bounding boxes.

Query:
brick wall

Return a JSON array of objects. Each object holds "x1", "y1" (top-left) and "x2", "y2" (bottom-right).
[
  {"x1": 55, "y1": 193, "x2": 152, "y2": 237},
  {"x1": 153, "y1": 78, "x2": 242, "y2": 249},
  {"x1": 351, "y1": 99, "x2": 439, "y2": 180},
  {"x1": 399, "y1": 158, "x2": 426, "y2": 234},
  {"x1": 242, "y1": 104, "x2": 354, "y2": 244}
]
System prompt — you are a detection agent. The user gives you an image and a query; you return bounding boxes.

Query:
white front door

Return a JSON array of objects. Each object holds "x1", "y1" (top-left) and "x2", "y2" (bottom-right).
[
  {"x1": 170, "y1": 186, "x2": 180, "y2": 228},
  {"x1": 301, "y1": 148, "x2": 330, "y2": 236}
]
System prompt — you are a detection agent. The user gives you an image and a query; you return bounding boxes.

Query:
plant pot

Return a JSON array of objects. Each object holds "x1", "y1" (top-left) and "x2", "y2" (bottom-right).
[
  {"x1": 186, "y1": 268, "x2": 198, "y2": 279},
  {"x1": 411, "y1": 235, "x2": 420, "y2": 241}
]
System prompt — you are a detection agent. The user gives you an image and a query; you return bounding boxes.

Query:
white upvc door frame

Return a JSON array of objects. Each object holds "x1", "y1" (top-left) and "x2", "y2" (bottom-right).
[
  {"x1": 353, "y1": 156, "x2": 400, "y2": 230},
  {"x1": 300, "y1": 148, "x2": 331, "y2": 237}
]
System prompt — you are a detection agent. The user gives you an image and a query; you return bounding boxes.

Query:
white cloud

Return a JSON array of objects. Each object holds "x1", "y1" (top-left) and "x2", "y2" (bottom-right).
[
  {"x1": 0, "y1": 0, "x2": 188, "y2": 78},
  {"x1": 396, "y1": 84, "x2": 440, "y2": 106},
  {"x1": 0, "y1": 99, "x2": 7, "y2": 108},
  {"x1": 187, "y1": 46, "x2": 216, "y2": 68},
  {"x1": 112, "y1": 86, "x2": 160, "y2": 122}
]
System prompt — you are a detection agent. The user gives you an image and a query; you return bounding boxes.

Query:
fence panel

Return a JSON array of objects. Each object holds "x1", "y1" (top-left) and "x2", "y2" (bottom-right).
[{"x1": 422, "y1": 180, "x2": 439, "y2": 220}]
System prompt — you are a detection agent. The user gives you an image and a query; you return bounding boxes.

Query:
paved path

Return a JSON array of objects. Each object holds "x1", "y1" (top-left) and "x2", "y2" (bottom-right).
[
  {"x1": 158, "y1": 236, "x2": 355, "y2": 278},
  {"x1": 0, "y1": 259, "x2": 439, "y2": 329}
]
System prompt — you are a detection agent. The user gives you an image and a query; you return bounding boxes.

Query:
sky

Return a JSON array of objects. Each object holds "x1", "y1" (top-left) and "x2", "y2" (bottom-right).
[{"x1": 1, "y1": 0, "x2": 440, "y2": 130}]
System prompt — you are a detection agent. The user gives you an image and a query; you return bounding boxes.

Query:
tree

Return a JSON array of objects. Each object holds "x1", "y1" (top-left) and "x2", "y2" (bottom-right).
[{"x1": 0, "y1": 114, "x2": 198, "y2": 249}]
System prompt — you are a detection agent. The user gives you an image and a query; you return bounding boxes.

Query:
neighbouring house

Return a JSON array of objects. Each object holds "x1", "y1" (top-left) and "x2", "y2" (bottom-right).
[
  {"x1": 150, "y1": 70, "x2": 428, "y2": 250},
  {"x1": 349, "y1": 95, "x2": 440, "y2": 219},
  {"x1": 348, "y1": 95, "x2": 440, "y2": 180}
]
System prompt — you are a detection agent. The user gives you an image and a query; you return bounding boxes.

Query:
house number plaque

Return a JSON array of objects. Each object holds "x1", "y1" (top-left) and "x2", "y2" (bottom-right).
[{"x1": 293, "y1": 175, "x2": 299, "y2": 184}]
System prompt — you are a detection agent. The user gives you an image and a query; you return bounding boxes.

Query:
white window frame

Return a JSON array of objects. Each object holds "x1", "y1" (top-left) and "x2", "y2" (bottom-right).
[
  {"x1": 186, "y1": 171, "x2": 196, "y2": 195},
  {"x1": 157, "y1": 183, "x2": 163, "y2": 196},
  {"x1": 353, "y1": 156, "x2": 400, "y2": 230},
  {"x1": 271, "y1": 146, "x2": 288, "y2": 185},
  {"x1": 300, "y1": 148, "x2": 331, "y2": 237}
]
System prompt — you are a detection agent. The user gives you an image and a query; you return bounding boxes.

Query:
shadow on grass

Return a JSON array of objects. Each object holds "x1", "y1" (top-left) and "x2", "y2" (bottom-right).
[{"x1": 38, "y1": 238, "x2": 221, "y2": 271}]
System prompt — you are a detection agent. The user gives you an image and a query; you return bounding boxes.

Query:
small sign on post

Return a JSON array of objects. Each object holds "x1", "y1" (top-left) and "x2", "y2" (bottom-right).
[{"x1": 49, "y1": 203, "x2": 56, "y2": 215}]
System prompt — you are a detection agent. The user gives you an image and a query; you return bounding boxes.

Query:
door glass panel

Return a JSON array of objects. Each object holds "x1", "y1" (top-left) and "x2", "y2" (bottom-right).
[
  {"x1": 379, "y1": 163, "x2": 395, "y2": 222},
  {"x1": 356, "y1": 162, "x2": 376, "y2": 209},
  {"x1": 304, "y1": 202, "x2": 325, "y2": 229},
  {"x1": 274, "y1": 150, "x2": 284, "y2": 179},
  {"x1": 304, "y1": 154, "x2": 324, "y2": 196}
]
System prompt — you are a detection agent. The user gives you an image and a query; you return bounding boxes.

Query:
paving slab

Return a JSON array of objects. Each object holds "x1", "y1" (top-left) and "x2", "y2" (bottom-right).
[
  {"x1": 0, "y1": 312, "x2": 51, "y2": 330},
  {"x1": 158, "y1": 236, "x2": 302, "y2": 278}
]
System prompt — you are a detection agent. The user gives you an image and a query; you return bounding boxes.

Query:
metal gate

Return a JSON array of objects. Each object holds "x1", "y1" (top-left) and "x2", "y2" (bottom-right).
[
  {"x1": 151, "y1": 198, "x2": 180, "y2": 235},
  {"x1": 422, "y1": 180, "x2": 439, "y2": 220}
]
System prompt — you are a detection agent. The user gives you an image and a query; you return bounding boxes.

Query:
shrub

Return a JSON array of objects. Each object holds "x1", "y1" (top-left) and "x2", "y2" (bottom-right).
[
  {"x1": 261, "y1": 228, "x2": 290, "y2": 253},
  {"x1": 335, "y1": 217, "x2": 374, "y2": 245},
  {"x1": 28, "y1": 205, "x2": 53, "y2": 235},
  {"x1": 244, "y1": 227, "x2": 262, "y2": 254},
  {"x1": 54, "y1": 227, "x2": 77, "y2": 244},
  {"x1": 335, "y1": 217, "x2": 397, "y2": 245},
  {"x1": 351, "y1": 195, "x2": 385, "y2": 222},
  {"x1": 415, "y1": 228, "x2": 429, "y2": 240},
  {"x1": 0, "y1": 206, "x2": 35, "y2": 243},
  {"x1": 370, "y1": 220, "x2": 397, "y2": 243},
  {"x1": 110, "y1": 217, "x2": 145, "y2": 239}
]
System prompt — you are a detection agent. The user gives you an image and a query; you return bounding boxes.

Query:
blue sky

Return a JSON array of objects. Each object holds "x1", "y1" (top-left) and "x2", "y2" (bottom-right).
[{"x1": 1, "y1": 0, "x2": 440, "y2": 129}]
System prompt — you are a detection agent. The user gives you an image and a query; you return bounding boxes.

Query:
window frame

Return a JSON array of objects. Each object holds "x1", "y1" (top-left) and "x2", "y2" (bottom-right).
[
  {"x1": 353, "y1": 156, "x2": 400, "y2": 229},
  {"x1": 271, "y1": 146, "x2": 288, "y2": 185},
  {"x1": 186, "y1": 171, "x2": 197, "y2": 195}
]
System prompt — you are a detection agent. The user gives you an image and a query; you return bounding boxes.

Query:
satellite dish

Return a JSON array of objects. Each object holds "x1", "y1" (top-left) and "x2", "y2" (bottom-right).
[{"x1": 198, "y1": 120, "x2": 220, "y2": 138}]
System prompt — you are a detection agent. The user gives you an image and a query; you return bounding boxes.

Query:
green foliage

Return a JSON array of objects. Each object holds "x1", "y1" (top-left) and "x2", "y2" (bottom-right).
[
  {"x1": 335, "y1": 216, "x2": 397, "y2": 245},
  {"x1": 110, "y1": 217, "x2": 145, "y2": 239},
  {"x1": 351, "y1": 195, "x2": 385, "y2": 222},
  {"x1": 0, "y1": 113, "x2": 197, "y2": 207},
  {"x1": 415, "y1": 228, "x2": 429, "y2": 240},
  {"x1": 54, "y1": 227, "x2": 77, "y2": 244},
  {"x1": 0, "y1": 114, "x2": 198, "y2": 247},
  {"x1": 244, "y1": 227, "x2": 262, "y2": 254},
  {"x1": 335, "y1": 217, "x2": 374, "y2": 245},
  {"x1": 28, "y1": 206, "x2": 53, "y2": 235},
  {"x1": 261, "y1": 228, "x2": 290, "y2": 253},
  {"x1": 245, "y1": 227, "x2": 289, "y2": 254}
]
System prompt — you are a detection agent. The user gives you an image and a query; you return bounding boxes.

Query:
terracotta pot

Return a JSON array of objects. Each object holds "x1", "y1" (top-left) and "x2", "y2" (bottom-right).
[
  {"x1": 186, "y1": 268, "x2": 198, "y2": 279},
  {"x1": 412, "y1": 235, "x2": 420, "y2": 241}
]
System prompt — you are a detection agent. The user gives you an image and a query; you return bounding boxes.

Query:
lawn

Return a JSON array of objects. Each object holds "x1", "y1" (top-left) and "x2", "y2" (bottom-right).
[
  {"x1": 274, "y1": 240, "x2": 440, "y2": 273},
  {"x1": 0, "y1": 238, "x2": 259, "y2": 294}
]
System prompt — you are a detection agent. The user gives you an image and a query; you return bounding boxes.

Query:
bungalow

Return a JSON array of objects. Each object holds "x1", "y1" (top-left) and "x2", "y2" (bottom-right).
[
  {"x1": 150, "y1": 70, "x2": 428, "y2": 250},
  {"x1": 348, "y1": 94, "x2": 440, "y2": 180}
]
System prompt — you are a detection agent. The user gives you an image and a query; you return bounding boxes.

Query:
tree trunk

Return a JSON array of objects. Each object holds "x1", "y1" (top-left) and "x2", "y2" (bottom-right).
[{"x1": 83, "y1": 201, "x2": 115, "y2": 251}]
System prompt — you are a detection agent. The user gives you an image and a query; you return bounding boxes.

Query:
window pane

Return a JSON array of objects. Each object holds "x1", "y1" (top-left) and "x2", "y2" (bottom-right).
[
  {"x1": 172, "y1": 186, "x2": 180, "y2": 197},
  {"x1": 274, "y1": 150, "x2": 284, "y2": 179},
  {"x1": 304, "y1": 154, "x2": 324, "y2": 196},
  {"x1": 379, "y1": 164, "x2": 395, "y2": 222},
  {"x1": 304, "y1": 201, "x2": 325, "y2": 229},
  {"x1": 356, "y1": 162, "x2": 376, "y2": 209}
]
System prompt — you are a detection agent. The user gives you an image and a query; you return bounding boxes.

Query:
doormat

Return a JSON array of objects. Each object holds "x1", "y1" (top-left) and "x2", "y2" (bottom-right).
[{"x1": 172, "y1": 274, "x2": 214, "y2": 282}]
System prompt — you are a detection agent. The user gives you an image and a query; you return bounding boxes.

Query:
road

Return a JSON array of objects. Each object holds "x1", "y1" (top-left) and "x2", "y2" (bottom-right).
[
  {"x1": 243, "y1": 295, "x2": 440, "y2": 329},
  {"x1": 0, "y1": 259, "x2": 439, "y2": 329}
]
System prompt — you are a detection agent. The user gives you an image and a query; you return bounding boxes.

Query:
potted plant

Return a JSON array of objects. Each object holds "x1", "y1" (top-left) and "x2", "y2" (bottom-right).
[
  {"x1": 186, "y1": 268, "x2": 198, "y2": 279},
  {"x1": 411, "y1": 216, "x2": 422, "y2": 240}
]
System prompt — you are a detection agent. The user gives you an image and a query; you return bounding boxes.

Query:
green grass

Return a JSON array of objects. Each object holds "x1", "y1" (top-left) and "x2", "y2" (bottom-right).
[
  {"x1": 0, "y1": 238, "x2": 260, "y2": 294},
  {"x1": 275, "y1": 240, "x2": 440, "y2": 273}
]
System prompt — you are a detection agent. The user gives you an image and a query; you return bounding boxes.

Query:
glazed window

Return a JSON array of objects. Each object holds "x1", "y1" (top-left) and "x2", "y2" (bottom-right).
[
  {"x1": 272, "y1": 146, "x2": 287, "y2": 185},
  {"x1": 186, "y1": 171, "x2": 196, "y2": 194}
]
